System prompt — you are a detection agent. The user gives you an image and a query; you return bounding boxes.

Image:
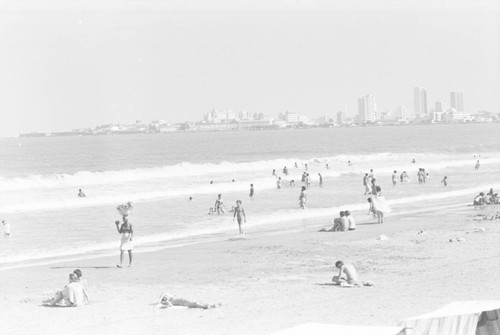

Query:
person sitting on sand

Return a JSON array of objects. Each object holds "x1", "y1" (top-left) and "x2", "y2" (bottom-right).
[
  {"x1": 73, "y1": 269, "x2": 90, "y2": 304},
  {"x1": 157, "y1": 293, "x2": 220, "y2": 309},
  {"x1": 77, "y1": 189, "x2": 86, "y2": 197},
  {"x1": 491, "y1": 193, "x2": 499, "y2": 205},
  {"x1": 473, "y1": 192, "x2": 489, "y2": 206},
  {"x1": 319, "y1": 211, "x2": 347, "y2": 232},
  {"x1": 332, "y1": 261, "x2": 359, "y2": 285},
  {"x1": 345, "y1": 210, "x2": 356, "y2": 231},
  {"x1": 43, "y1": 273, "x2": 84, "y2": 307},
  {"x1": 289, "y1": 180, "x2": 295, "y2": 186}
]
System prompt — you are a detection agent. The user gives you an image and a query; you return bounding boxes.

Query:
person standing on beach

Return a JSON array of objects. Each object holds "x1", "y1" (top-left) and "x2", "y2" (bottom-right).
[
  {"x1": 318, "y1": 173, "x2": 323, "y2": 187},
  {"x1": 475, "y1": 160, "x2": 480, "y2": 170},
  {"x1": 299, "y1": 186, "x2": 307, "y2": 209},
  {"x1": 392, "y1": 171, "x2": 398, "y2": 186},
  {"x1": 283, "y1": 166, "x2": 288, "y2": 175},
  {"x1": 115, "y1": 216, "x2": 133, "y2": 268},
  {"x1": 276, "y1": 177, "x2": 282, "y2": 190},
  {"x1": 305, "y1": 163, "x2": 308, "y2": 171},
  {"x1": 272, "y1": 169, "x2": 276, "y2": 177},
  {"x1": 326, "y1": 163, "x2": 329, "y2": 170},
  {"x1": 363, "y1": 173, "x2": 370, "y2": 195},
  {"x1": 441, "y1": 176, "x2": 448, "y2": 186},
  {"x1": 249, "y1": 184, "x2": 254, "y2": 199},
  {"x1": 233, "y1": 200, "x2": 246, "y2": 236}
]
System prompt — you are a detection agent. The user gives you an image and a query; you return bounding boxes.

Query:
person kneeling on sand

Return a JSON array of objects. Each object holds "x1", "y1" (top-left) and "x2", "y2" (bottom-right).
[
  {"x1": 332, "y1": 261, "x2": 359, "y2": 285},
  {"x1": 157, "y1": 293, "x2": 220, "y2": 309},
  {"x1": 43, "y1": 273, "x2": 85, "y2": 307}
]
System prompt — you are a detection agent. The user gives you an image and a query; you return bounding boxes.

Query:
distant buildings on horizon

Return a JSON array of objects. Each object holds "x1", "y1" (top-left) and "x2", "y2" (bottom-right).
[{"x1": 19, "y1": 88, "x2": 500, "y2": 137}]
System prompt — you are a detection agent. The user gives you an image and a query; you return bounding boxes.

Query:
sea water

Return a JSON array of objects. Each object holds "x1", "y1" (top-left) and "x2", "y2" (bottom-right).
[{"x1": 1, "y1": 124, "x2": 499, "y2": 268}]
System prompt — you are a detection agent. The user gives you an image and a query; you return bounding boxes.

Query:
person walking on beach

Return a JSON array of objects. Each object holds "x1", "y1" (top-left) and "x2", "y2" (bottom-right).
[
  {"x1": 249, "y1": 184, "x2": 254, "y2": 199},
  {"x1": 272, "y1": 169, "x2": 276, "y2": 177},
  {"x1": 392, "y1": 171, "x2": 398, "y2": 186},
  {"x1": 116, "y1": 216, "x2": 133, "y2": 267},
  {"x1": 299, "y1": 186, "x2": 307, "y2": 209},
  {"x1": 233, "y1": 200, "x2": 246, "y2": 236},
  {"x1": 215, "y1": 194, "x2": 225, "y2": 214},
  {"x1": 318, "y1": 173, "x2": 323, "y2": 187},
  {"x1": 276, "y1": 177, "x2": 282, "y2": 190},
  {"x1": 441, "y1": 176, "x2": 448, "y2": 186},
  {"x1": 475, "y1": 160, "x2": 480, "y2": 170}
]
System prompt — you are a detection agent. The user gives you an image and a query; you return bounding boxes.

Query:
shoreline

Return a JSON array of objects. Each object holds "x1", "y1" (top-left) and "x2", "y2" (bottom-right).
[{"x1": 1, "y1": 197, "x2": 499, "y2": 335}]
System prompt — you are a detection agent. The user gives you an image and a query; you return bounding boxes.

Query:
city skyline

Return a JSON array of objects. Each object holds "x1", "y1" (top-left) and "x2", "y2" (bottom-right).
[
  {"x1": 15, "y1": 86, "x2": 487, "y2": 135},
  {"x1": 1, "y1": 0, "x2": 499, "y2": 137}
]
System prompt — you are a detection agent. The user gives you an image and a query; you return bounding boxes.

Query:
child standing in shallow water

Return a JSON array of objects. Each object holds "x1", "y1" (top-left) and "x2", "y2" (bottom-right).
[{"x1": 233, "y1": 200, "x2": 246, "y2": 235}]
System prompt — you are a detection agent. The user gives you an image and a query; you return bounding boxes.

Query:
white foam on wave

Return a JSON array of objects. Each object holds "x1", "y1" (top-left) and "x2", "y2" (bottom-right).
[
  {"x1": 1, "y1": 183, "x2": 496, "y2": 266},
  {"x1": 1, "y1": 152, "x2": 497, "y2": 191}
]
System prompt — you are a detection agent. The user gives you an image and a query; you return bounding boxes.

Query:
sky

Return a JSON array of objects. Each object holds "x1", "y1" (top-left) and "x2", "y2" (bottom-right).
[{"x1": 0, "y1": 0, "x2": 499, "y2": 136}]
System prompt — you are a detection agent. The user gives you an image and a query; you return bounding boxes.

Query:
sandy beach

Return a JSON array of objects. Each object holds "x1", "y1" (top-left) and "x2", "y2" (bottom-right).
[{"x1": 1, "y1": 195, "x2": 499, "y2": 335}]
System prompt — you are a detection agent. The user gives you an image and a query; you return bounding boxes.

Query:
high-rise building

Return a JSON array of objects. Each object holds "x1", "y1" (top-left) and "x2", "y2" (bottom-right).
[
  {"x1": 395, "y1": 105, "x2": 409, "y2": 121},
  {"x1": 450, "y1": 92, "x2": 464, "y2": 112},
  {"x1": 413, "y1": 87, "x2": 428, "y2": 115},
  {"x1": 358, "y1": 95, "x2": 376, "y2": 122},
  {"x1": 336, "y1": 111, "x2": 345, "y2": 125},
  {"x1": 435, "y1": 101, "x2": 444, "y2": 113}
]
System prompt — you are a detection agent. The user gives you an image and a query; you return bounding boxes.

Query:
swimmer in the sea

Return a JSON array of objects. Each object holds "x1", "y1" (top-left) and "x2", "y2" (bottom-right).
[
  {"x1": 441, "y1": 176, "x2": 448, "y2": 187},
  {"x1": 214, "y1": 194, "x2": 225, "y2": 214},
  {"x1": 299, "y1": 186, "x2": 307, "y2": 209}
]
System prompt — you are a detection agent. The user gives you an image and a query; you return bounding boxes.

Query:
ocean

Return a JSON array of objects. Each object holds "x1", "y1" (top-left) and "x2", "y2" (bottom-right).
[{"x1": 1, "y1": 123, "x2": 500, "y2": 269}]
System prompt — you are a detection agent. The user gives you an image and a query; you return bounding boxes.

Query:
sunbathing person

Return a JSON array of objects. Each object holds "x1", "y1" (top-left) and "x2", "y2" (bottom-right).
[
  {"x1": 332, "y1": 260, "x2": 359, "y2": 285},
  {"x1": 43, "y1": 273, "x2": 84, "y2": 307},
  {"x1": 157, "y1": 293, "x2": 220, "y2": 309}
]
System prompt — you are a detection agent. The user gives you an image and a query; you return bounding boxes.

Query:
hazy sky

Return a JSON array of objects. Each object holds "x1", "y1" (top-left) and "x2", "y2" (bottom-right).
[{"x1": 0, "y1": 0, "x2": 499, "y2": 136}]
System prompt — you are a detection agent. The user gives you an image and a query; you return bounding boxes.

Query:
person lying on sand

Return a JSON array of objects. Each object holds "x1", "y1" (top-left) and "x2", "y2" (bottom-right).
[
  {"x1": 157, "y1": 293, "x2": 220, "y2": 309},
  {"x1": 43, "y1": 273, "x2": 85, "y2": 307}
]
